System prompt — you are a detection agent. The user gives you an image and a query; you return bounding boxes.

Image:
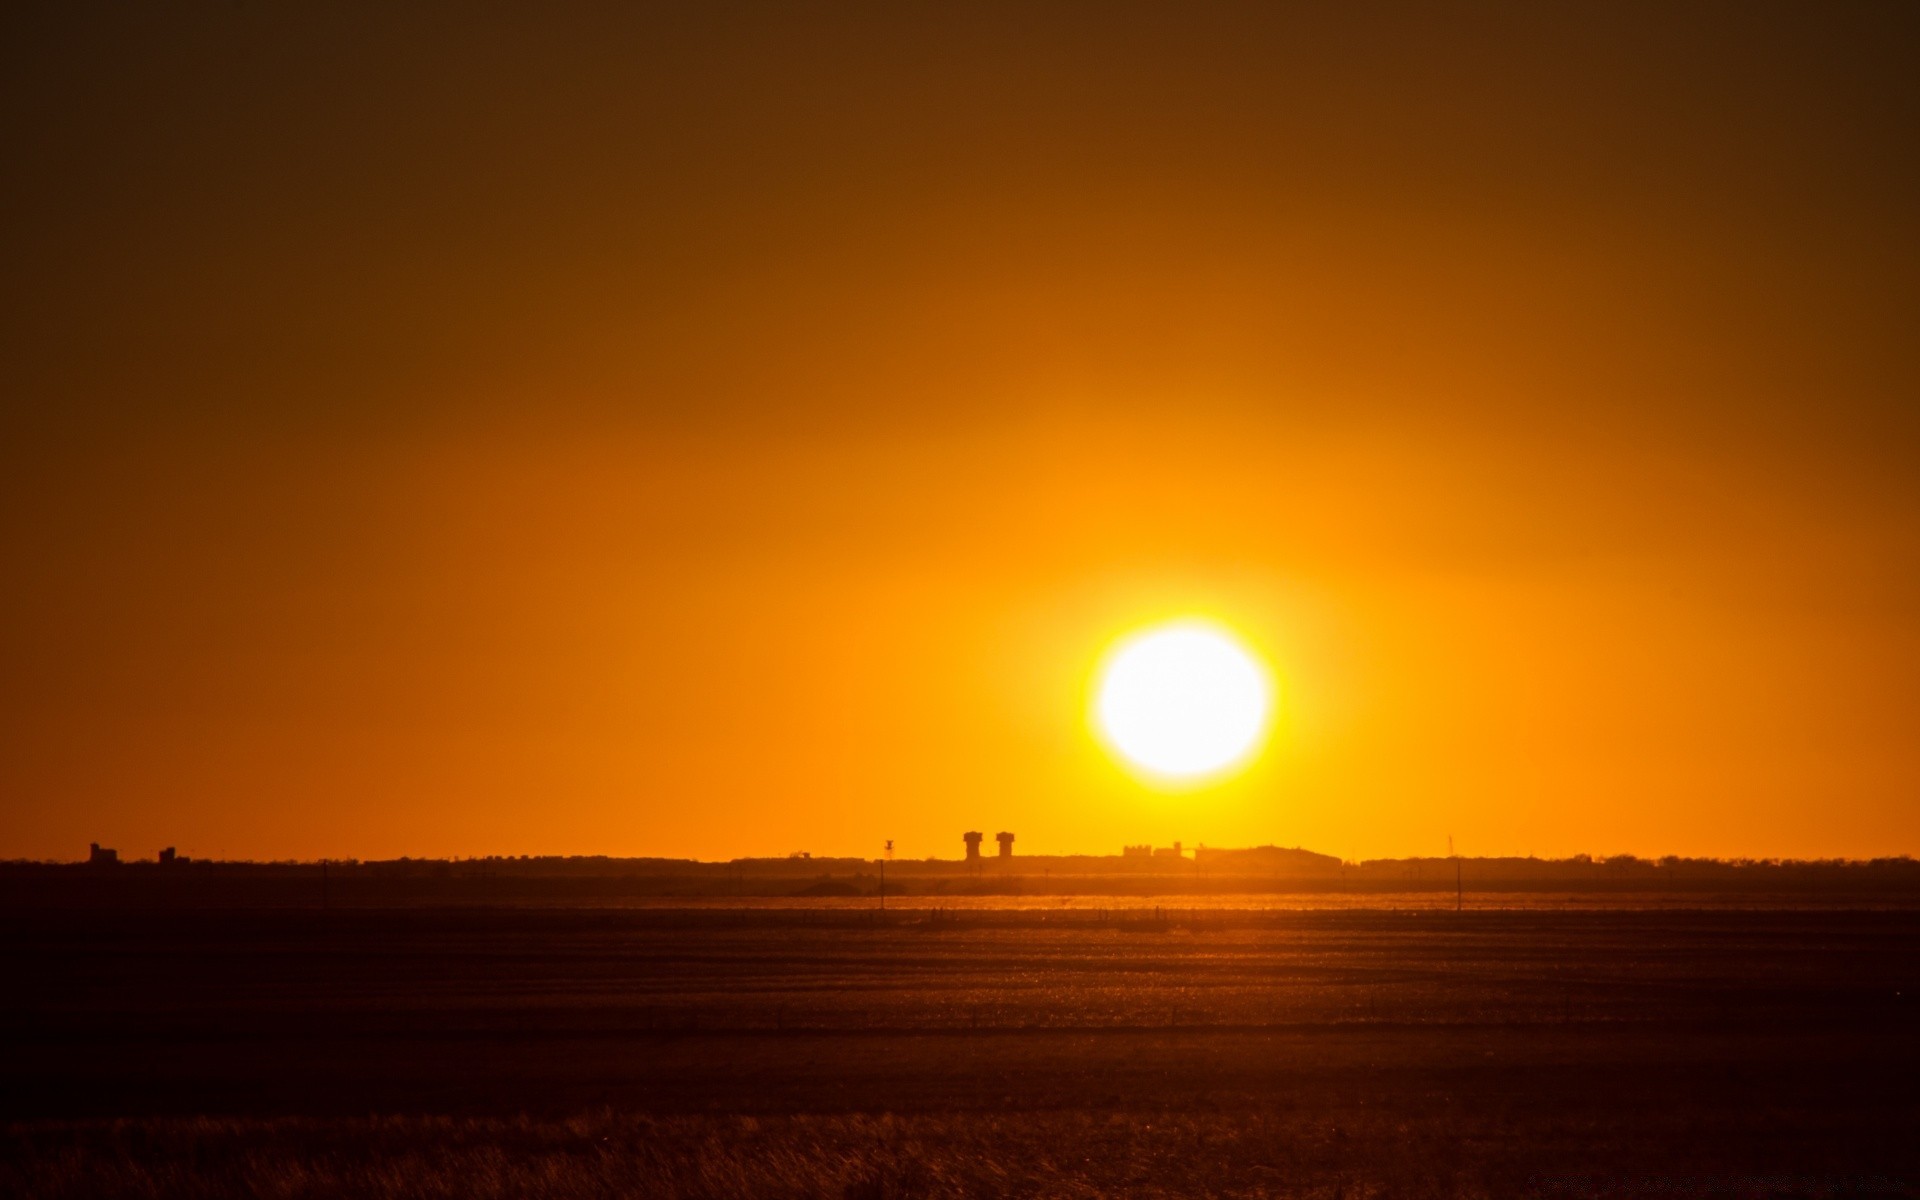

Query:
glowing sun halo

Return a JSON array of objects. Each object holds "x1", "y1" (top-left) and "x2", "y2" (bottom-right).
[{"x1": 1094, "y1": 620, "x2": 1273, "y2": 782}]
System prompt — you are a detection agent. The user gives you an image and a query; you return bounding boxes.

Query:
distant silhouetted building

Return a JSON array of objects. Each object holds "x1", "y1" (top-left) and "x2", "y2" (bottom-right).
[
  {"x1": 1122, "y1": 844, "x2": 1152, "y2": 858},
  {"x1": 1153, "y1": 842, "x2": 1185, "y2": 859},
  {"x1": 996, "y1": 831, "x2": 1014, "y2": 858},
  {"x1": 158, "y1": 847, "x2": 176, "y2": 865},
  {"x1": 963, "y1": 831, "x2": 983, "y2": 861},
  {"x1": 1191, "y1": 845, "x2": 1342, "y2": 876},
  {"x1": 88, "y1": 843, "x2": 118, "y2": 866}
]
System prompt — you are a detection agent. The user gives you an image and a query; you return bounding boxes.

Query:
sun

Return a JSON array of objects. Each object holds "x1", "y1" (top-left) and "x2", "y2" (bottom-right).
[{"x1": 1093, "y1": 620, "x2": 1273, "y2": 783}]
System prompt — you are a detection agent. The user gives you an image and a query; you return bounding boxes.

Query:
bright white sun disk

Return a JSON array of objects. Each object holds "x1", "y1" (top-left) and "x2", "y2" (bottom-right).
[{"x1": 1095, "y1": 621, "x2": 1273, "y2": 780}]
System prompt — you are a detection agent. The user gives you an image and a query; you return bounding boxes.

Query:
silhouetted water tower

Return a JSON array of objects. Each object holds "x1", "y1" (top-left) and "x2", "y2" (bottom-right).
[
  {"x1": 963, "y1": 831, "x2": 983, "y2": 861},
  {"x1": 996, "y1": 831, "x2": 1014, "y2": 858}
]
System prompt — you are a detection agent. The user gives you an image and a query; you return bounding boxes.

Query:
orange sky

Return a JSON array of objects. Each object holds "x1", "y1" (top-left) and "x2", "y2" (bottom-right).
[{"x1": 3, "y1": 3, "x2": 1918, "y2": 861}]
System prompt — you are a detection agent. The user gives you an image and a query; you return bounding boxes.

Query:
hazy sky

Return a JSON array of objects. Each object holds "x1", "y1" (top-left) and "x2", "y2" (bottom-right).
[{"x1": 4, "y1": 3, "x2": 1918, "y2": 862}]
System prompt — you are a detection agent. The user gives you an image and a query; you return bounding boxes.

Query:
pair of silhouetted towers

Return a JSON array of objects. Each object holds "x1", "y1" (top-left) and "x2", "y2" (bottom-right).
[{"x1": 962, "y1": 831, "x2": 1014, "y2": 861}]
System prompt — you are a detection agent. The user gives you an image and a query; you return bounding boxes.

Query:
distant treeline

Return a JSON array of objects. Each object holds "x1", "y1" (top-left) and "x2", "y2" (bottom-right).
[
  {"x1": 1350, "y1": 853, "x2": 1920, "y2": 882},
  {"x1": 3, "y1": 847, "x2": 1917, "y2": 906}
]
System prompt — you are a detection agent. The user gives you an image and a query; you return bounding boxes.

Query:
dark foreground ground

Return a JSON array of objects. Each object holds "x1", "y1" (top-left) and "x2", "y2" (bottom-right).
[{"x1": 4, "y1": 902, "x2": 1918, "y2": 1197}]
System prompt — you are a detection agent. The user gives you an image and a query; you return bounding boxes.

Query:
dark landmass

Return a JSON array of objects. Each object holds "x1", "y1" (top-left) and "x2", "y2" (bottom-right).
[
  {"x1": 8, "y1": 847, "x2": 1916, "y2": 1195},
  {"x1": 2, "y1": 901, "x2": 1916, "y2": 1197},
  {"x1": 6, "y1": 846, "x2": 1918, "y2": 908}
]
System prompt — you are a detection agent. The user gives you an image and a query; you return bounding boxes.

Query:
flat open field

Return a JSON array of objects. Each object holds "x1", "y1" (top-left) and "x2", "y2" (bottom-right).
[{"x1": 5, "y1": 901, "x2": 1918, "y2": 1197}]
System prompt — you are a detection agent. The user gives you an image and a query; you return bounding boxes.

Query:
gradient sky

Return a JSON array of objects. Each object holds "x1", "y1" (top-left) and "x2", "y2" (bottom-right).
[{"x1": 3, "y1": 3, "x2": 1918, "y2": 862}]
